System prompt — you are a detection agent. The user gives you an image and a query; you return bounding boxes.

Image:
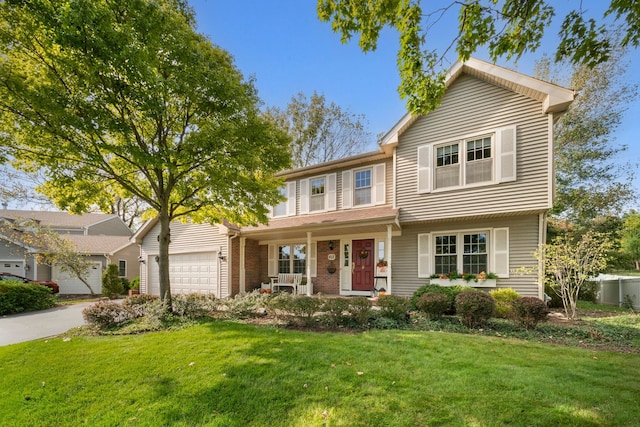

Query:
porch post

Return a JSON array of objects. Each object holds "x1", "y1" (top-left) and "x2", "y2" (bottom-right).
[
  {"x1": 306, "y1": 231, "x2": 312, "y2": 296},
  {"x1": 386, "y1": 224, "x2": 392, "y2": 294},
  {"x1": 239, "y1": 237, "x2": 246, "y2": 294}
]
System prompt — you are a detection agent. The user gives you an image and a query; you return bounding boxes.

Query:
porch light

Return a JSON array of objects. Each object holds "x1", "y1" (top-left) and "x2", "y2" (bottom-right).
[{"x1": 328, "y1": 240, "x2": 334, "y2": 250}]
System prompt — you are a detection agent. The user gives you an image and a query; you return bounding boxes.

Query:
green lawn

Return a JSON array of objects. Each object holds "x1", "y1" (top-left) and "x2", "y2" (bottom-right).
[{"x1": 1, "y1": 321, "x2": 639, "y2": 426}]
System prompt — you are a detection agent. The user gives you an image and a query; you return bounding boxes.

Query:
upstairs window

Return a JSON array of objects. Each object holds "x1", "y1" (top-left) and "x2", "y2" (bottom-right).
[
  {"x1": 354, "y1": 169, "x2": 372, "y2": 206},
  {"x1": 272, "y1": 186, "x2": 288, "y2": 217},
  {"x1": 310, "y1": 177, "x2": 325, "y2": 212},
  {"x1": 417, "y1": 125, "x2": 516, "y2": 193}
]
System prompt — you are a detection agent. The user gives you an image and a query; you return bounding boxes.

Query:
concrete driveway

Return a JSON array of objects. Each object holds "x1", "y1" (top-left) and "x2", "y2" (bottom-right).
[{"x1": 0, "y1": 301, "x2": 95, "y2": 346}]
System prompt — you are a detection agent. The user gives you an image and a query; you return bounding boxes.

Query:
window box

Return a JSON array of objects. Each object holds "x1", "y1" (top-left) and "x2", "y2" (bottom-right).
[{"x1": 429, "y1": 278, "x2": 497, "y2": 288}]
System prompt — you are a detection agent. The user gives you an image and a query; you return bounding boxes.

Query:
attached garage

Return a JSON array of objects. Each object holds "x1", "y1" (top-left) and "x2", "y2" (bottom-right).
[
  {"x1": 0, "y1": 260, "x2": 24, "y2": 276},
  {"x1": 147, "y1": 252, "x2": 218, "y2": 296},
  {"x1": 53, "y1": 261, "x2": 103, "y2": 295}
]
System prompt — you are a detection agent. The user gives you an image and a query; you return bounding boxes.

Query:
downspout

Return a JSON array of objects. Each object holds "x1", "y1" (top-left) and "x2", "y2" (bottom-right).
[{"x1": 538, "y1": 213, "x2": 546, "y2": 300}]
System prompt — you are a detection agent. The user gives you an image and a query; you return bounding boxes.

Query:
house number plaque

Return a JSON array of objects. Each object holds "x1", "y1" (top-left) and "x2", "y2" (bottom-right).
[{"x1": 327, "y1": 254, "x2": 336, "y2": 261}]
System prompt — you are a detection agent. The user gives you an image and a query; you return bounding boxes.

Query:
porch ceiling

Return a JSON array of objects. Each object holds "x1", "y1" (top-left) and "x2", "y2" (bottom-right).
[{"x1": 241, "y1": 206, "x2": 401, "y2": 241}]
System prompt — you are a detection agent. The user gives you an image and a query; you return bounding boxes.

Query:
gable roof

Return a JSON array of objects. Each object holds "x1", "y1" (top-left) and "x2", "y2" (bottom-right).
[
  {"x1": 379, "y1": 57, "x2": 574, "y2": 148},
  {"x1": 64, "y1": 235, "x2": 134, "y2": 255},
  {"x1": 0, "y1": 209, "x2": 124, "y2": 230}
]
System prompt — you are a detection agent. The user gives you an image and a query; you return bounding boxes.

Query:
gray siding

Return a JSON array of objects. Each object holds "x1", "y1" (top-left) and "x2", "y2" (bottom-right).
[
  {"x1": 87, "y1": 217, "x2": 132, "y2": 236},
  {"x1": 391, "y1": 215, "x2": 541, "y2": 297},
  {"x1": 139, "y1": 221, "x2": 229, "y2": 296},
  {"x1": 396, "y1": 74, "x2": 551, "y2": 223}
]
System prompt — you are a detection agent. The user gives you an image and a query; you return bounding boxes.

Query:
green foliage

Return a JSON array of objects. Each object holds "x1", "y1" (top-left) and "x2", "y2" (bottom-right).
[
  {"x1": 376, "y1": 294, "x2": 410, "y2": 322},
  {"x1": 411, "y1": 284, "x2": 470, "y2": 314},
  {"x1": 578, "y1": 280, "x2": 598, "y2": 303},
  {"x1": 82, "y1": 300, "x2": 135, "y2": 329},
  {"x1": 490, "y1": 288, "x2": 521, "y2": 318},
  {"x1": 129, "y1": 277, "x2": 140, "y2": 291},
  {"x1": 288, "y1": 296, "x2": 324, "y2": 326},
  {"x1": 622, "y1": 211, "x2": 640, "y2": 270},
  {"x1": 0, "y1": 280, "x2": 57, "y2": 315},
  {"x1": 512, "y1": 297, "x2": 549, "y2": 330},
  {"x1": 221, "y1": 291, "x2": 270, "y2": 320},
  {"x1": 455, "y1": 290, "x2": 495, "y2": 328},
  {"x1": 415, "y1": 292, "x2": 450, "y2": 320},
  {"x1": 171, "y1": 293, "x2": 217, "y2": 319},
  {"x1": 320, "y1": 297, "x2": 351, "y2": 327},
  {"x1": 0, "y1": 0, "x2": 291, "y2": 304},
  {"x1": 102, "y1": 264, "x2": 123, "y2": 299},
  {"x1": 317, "y1": 0, "x2": 639, "y2": 115},
  {"x1": 346, "y1": 296, "x2": 372, "y2": 327},
  {"x1": 537, "y1": 232, "x2": 612, "y2": 319}
]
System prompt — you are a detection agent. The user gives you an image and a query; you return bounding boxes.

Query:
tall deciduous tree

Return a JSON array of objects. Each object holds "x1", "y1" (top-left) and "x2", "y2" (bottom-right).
[
  {"x1": 0, "y1": 0, "x2": 291, "y2": 305},
  {"x1": 266, "y1": 92, "x2": 371, "y2": 168},
  {"x1": 621, "y1": 211, "x2": 640, "y2": 270},
  {"x1": 536, "y1": 47, "x2": 637, "y2": 226},
  {"x1": 317, "y1": 0, "x2": 639, "y2": 114}
]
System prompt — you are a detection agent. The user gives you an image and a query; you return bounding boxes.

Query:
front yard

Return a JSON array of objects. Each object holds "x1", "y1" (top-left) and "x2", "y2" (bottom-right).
[{"x1": 1, "y1": 318, "x2": 639, "y2": 426}]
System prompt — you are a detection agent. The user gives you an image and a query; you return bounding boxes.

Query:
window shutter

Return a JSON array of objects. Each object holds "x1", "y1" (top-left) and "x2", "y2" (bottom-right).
[
  {"x1": 342, "y1": 170, "x2": 353, "y2": 209},
  {"x1": 326, "y1": 173, "x2": 337, "y2": 211},
  {"x1": 417, "y1": 233, "x2": 431, "y2": 278},
  {"x1": 286, "y1": 181, "x2": 297, "y2": 216},
  {"x1": 300, "y1": 179, "x2": 309, "y2": 214},
  {"x1": 268, "y1": 244, "x2": 277, "y2": 277},
  {"x1": 373, "y1": 163, "x2": 385, "y2": 205},
  {"x1": 310, "y1": 241, "x2": 317, "y2": 277},
  {"x1": 492, "y1": 228, "x2": 509, "y2": 278},
  {"x1": 496, "y1": 125, "x2": 517, "y2": 183},
  {"x1": 417, "y1": 145, "x2": 431, "y2": 193}
]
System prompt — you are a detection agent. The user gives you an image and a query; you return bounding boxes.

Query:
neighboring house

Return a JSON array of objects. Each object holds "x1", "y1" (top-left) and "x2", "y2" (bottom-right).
[
  {"x1": 133, "y1": 58, "x2": 574, "y2": 300},
  {"x1": 0, "y1": 210, "x2": 139, "y2": 294}
]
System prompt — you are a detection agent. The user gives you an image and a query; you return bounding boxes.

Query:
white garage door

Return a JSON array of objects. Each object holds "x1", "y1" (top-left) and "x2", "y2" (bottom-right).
[
  {"x1": 0, "y1": 260, "x2": 24, "y2": 276},
  {"x1": 53, "y1": 261, "x2": 103, "y2": 295},
  {"x1": 147, "y1": 252, "x2": 218, "y2": 296}
]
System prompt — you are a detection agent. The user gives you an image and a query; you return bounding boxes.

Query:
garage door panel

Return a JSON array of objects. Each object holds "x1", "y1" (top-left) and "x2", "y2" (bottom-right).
[{"x1": 147, "y1": 252, "x2": 217, "y2": 297}]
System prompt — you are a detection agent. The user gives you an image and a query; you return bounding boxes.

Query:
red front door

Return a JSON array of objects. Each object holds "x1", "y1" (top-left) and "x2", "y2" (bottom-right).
[{"x1": 352, "y1": 239, "x2": 375, "y2": 291}]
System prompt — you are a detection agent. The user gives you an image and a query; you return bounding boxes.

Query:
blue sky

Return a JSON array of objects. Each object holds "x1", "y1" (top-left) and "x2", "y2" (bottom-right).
[{"x1": 190, "y1": 0, "x2": 639, "y2": 210}]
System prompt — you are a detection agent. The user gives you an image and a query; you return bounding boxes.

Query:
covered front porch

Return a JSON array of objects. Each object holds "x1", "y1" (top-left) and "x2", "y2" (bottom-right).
[{"x1": 231, "y1": 206, "x2": 402, "y2": 296}]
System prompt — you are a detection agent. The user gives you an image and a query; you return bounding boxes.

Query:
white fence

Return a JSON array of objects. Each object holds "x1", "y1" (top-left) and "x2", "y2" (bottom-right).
[{"x1": 594, "y1": 277, "x2": 640, "y2": 310}]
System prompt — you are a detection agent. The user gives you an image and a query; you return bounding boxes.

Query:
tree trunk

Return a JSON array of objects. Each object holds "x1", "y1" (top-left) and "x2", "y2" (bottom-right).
[{"x1": 158, "y1": 208, "x2": 172, "y2": 309}]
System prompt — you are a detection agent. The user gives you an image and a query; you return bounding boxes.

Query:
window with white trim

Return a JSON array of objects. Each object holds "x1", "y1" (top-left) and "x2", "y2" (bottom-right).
[
  {"x1": 423, "y1": 230, "x2": 497, "y2": 277},
  {"x1": 118, "y1": 260, "x2": 127, "y2": 277},
  {"x1": 418, "y1": 125, "x2": 516, "y2": 193},
  {"x1": 310, "y1": 177, "x2": 325, "y2": 212},
  {"x1": 278, "y1": 244, "x2": 306, "y2": 274},
  {"x1": 354, "y1": 168, "x2": 371, "y2": 206}
]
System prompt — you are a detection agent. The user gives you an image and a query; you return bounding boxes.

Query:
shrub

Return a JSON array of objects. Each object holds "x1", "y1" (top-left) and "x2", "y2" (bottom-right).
[
  {"x1": 288, "y1": 296, "x2": 323, "y2": 326},
  {"x1": 123, "y1": 294, "x2": 159, "y2": 317},
  {"x1": 267, "y1": 292, "x2": 294, "y2": 321},
  {"x1": 455, "y1": 290, "x2": 495, "y2": 328},
  {"x1": 512, "y1": 297, "x2": 548, "y2": 330},
  {"x1": 416, "y1": 292, "x2": 450, "y2": 320},
  {"x1": 377, "y1": 295, "x2": 410, "y2": 322},
  {"x1": 171, "y1": 293, "x2": 217, "y2": 319},
  {"x1": 120, "y1": 277, "x2": 130, "y2": 293},
  {"x1": 222, "y1": 291, "x2": 269, "y2": 319},
  {"x1": 411, "y1": 284, "x2": 471, "y2": 314},
  {"x1": 490, "y1": 288, "x2": 521, "y2": 318},
  {"x1": 321, "y1": 297, "x2": 351, "y2": 327},
  {"x1": 102, "y1": 264, "x2": 123, "y2": 299},
  {"x1": 346, "y1": 297, "x2": 372, "y2": 327},
  {"x1": 0, "y1": 281, "x2": 57, "y2": 315},
  {"x1": 83, "y1": 300, "x2": 135, "y2": 329},
  {"x1": 129, "y1": 277, "x2": 140, "y2": 291}
]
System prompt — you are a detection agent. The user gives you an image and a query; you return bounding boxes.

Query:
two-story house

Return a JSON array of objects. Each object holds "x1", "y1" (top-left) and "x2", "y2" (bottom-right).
[
  {"x1": 133, "y1": 58, "x2": 573, "y2": 300},
  {"x1": 0, "y1": 210, "x2": 139, "y2": 294}
]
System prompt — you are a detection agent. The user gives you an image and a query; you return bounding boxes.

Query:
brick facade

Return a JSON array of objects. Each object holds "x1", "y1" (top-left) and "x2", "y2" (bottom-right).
[{"x1": 313, "y1": 240, "x2": 340, "y2": 294}]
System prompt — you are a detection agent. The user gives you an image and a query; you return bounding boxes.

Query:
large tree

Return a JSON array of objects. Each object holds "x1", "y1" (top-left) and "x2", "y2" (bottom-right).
[
  {"x1": 0, "y1": 0, "x2": 291, "y2": 305},
  {"x1": 267, "y1": 92, "x2": 371, "y2": 168},
  {"x1": 317, "y1": 0, "x2": 640, "y2": 114},
  {"x1": 536, "y1": 46, "x2": 637, "y2": 226},
  {"x1": 621, "y1": 211, "x2": 640, "y2": 270}
]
